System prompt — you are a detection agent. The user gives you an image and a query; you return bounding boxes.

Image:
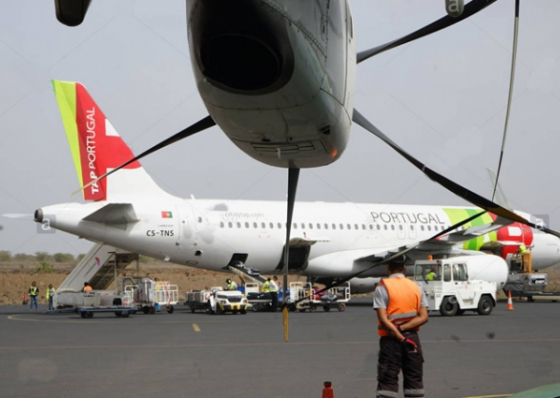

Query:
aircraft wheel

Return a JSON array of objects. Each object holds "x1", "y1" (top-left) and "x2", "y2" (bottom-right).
[
  {"x1": 167, "y1": 305, "x2": 174, "y2": 314},
  {"x1": 439, "y1": 296, "x2": 458, "y2": 316},
  {"x1": 338, "y1": 303, "x2": 346, "y2": 312},
  {"x1": 477, "y1": 295, "x2": 493, "y2": 315},
  {"x1": 142, "y1": 306, "x2": 150, "y2": 315}
]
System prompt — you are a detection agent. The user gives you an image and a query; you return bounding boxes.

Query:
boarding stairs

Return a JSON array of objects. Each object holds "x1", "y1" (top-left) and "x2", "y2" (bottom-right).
[{"x1": 55, "y1": 243, "x2": 138, "y2": 308}]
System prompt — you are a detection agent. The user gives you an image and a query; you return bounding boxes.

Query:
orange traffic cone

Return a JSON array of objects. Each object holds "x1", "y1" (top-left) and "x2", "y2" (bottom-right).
[
  {"x1": 322, "y1": 381, "x2": 334, "y2": 398},
  {"x1": 507, "y1": 290, "x2": 514, "y2": 310}
]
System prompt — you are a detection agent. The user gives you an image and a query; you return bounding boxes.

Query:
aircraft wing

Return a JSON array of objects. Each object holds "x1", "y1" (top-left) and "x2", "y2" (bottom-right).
[
  {"x1": 82, "y1": 203, "x2": 139, "y2": 226},
  {"x1": 355, "y1": 216, "x2": 512, "y2": 265}
]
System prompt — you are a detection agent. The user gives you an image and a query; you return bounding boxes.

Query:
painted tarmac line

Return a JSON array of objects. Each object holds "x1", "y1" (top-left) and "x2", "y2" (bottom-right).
[
  {"x1": 6, "y1": 314, "x2": 225, "y2": 324},
  {"x1": 192, "y1": 323, "x2": 201, "y2": 332}
]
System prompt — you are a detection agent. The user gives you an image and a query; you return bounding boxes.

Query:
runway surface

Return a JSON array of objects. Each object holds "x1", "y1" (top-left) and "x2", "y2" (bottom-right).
[{"x1": 1, "y1": 299, "x2": 559, "y2": 398}]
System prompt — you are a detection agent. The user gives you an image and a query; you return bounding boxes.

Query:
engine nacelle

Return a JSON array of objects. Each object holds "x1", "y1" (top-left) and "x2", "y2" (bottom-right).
[{"x1": 348, "y1": 277, "x2": 381, "y2": 294}]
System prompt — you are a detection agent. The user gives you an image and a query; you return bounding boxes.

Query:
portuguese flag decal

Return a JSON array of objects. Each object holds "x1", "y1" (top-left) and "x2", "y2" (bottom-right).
[{"x1": 161, "y1": 211, "x2": 173, "y2": 219}]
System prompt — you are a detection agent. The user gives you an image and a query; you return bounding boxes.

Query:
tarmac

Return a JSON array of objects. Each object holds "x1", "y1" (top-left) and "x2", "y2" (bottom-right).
[{"x1": 1, "y1": 298, "x2": 560, "y2": 398}]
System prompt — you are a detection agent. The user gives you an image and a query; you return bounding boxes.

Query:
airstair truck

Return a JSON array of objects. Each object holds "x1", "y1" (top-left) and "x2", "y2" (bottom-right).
[{"x1": 414, "y1": 255, "x2": 508, "y2": 316}]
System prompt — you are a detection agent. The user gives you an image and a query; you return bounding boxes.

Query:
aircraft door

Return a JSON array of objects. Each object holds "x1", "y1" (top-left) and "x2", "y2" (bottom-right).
[{"x1": 177, "y1": 206, "x2": 196, "y2": 248}]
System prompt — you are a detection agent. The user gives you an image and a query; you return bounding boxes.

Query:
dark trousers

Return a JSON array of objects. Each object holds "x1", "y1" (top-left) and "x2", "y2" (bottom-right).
[
  {"x1": 270, "y1": 292, "x2": 278, "y2": 312},
  {"x1": 377, "y1": 332, "x2": 424, "y2": 398}
]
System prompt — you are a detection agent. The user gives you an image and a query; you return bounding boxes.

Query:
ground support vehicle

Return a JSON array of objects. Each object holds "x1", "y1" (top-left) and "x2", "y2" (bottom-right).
[
  {"x1": 414, "y1": 257, "x2": 499, "y2": 316},
  {"x1": 289, "y1": 282, "x2": 350, "y2": 312},
  {"x1": 122, "y1": 277, "x2": 179, "y2": 314},
  {"x1": 77, "y1": 293, "x2": 137, "y2": 318},
  {"x1": 185, "y1": 287, "x2": 248, "y2": 314}
]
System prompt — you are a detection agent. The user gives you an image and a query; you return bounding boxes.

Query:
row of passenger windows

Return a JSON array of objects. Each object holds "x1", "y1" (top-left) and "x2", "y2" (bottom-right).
[{"x1": 210, "y1": 219, "x2": 449, "y2": 232}]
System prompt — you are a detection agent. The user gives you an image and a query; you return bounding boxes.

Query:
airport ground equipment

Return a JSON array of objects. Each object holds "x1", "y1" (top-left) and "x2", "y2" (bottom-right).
[
  {"x1": 290, "y1": 282, "x2": 350, "y2": 312},
  {"x1": 185, "y1": 287, "x2": 248, "y2": 314},
  {"x1": 54, "y1": 243, "x2": 139, "y2": 308},
  {"x1": 122, "y1": 277, "x2": 179, "y2": 314},
  {"x1": 414, "y1": 256, "x2": 500, "y2": 316},
  {"x1": 76, "y1": 292, "x2": 137, "y2": 318}
]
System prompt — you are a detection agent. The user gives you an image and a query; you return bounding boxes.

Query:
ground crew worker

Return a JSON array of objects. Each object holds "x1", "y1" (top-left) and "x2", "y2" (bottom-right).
[
  {"x1": 269, "y1": 276, "x2": 279, "y2": 312},
  {"x1": 46, "y1": 284, "x2": 55, "y2": 311},
  {"x1": 426, "y1": 268, "x2": 437, "y2": 281},
  {"x1": 28, "y1": 281, "x2": 39, "y2": 311},
  {"x1": 82, "y1": 282, "x2": 92, "y2": 293},
  {"x1": 518, "y1": 244, "x2": 527, "y2": 255},
  {"x1": 225, "y1": 278, "x2": 238, "y2": 291},
  {"x1": 373, "y1": 255, "x2": 429, "y2": 398}
]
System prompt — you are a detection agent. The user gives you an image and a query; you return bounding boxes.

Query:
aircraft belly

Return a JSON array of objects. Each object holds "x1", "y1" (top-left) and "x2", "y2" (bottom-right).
[{"x1": 207, "y1": 90, "x2": 350, "y2": 168}]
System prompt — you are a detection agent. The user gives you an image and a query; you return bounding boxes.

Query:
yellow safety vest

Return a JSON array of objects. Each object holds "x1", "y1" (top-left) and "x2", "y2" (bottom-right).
[
  {"x1": 262, "y1": 281, "x2": 271, "y2": 293},
  {"x1": 29, "y1": 286, "x2": 38, "y2": 296}
]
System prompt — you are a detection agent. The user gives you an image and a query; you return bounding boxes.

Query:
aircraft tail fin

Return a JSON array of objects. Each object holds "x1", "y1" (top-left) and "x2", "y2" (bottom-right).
[{"x1": 52, "y1": 80, "x2": 169, "y2": 201}]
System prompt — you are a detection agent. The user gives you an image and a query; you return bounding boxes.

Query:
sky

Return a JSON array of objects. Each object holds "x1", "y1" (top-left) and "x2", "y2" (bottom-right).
[{"x1": 1, "y1": 0, "x2": 560, "y2": 256}]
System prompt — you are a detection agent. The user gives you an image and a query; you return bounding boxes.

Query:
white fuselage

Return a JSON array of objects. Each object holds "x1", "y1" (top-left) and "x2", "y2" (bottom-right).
[
  {"x1": 186, "y1": 0, "x2": 356, "y2": 168},
  {"x1": 37, "y1": 197, "x2": 560, "y2": 278}
]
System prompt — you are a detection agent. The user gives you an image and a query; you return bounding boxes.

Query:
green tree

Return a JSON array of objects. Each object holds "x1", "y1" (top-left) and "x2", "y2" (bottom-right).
[
  {"x1": 53, "y1": 253, "x2": 74, "y2": 263},
  {"x1": 0, "y1": 251, "x2": 11, "y2": 262},
  {"x1": 36, "y1": 261, "x2": 54, "y2": 273},
  {"x1": 76, "y1": 253, "x2": 86, "y2": 262},
  {"x1": 35, "y1": 251, "x2": 49, "y2": 262}
]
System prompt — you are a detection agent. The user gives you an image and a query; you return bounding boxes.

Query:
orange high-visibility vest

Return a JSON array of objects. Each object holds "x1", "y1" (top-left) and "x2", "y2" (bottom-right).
[{"x1": 377, "y1": 277, "x2": 421, "y2": 337}]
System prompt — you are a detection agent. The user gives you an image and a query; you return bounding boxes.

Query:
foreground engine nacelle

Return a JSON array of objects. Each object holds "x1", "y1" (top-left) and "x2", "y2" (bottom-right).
[{"x1": 348, "y1": 277, "x2": 381, "y2": 294}]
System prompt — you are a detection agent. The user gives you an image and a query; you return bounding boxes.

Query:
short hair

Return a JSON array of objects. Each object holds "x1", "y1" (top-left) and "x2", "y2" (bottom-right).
[{"x1": 387, "y1": 254, "x2": 407, "y2": 269}]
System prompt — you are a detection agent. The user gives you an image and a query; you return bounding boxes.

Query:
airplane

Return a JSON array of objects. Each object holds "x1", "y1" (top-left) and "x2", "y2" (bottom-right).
[
  {"x1": 50, "y1": 1, "x2": 557, "y2": 299},
  {"x1": 33, "y1": 80, "x2": 560, "y2": 296}
]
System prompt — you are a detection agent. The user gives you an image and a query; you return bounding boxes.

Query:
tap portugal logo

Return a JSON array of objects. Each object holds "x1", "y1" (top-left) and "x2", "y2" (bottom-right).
[{"x1": 53, "y1": 80, "x2": 141, "y2": 201}]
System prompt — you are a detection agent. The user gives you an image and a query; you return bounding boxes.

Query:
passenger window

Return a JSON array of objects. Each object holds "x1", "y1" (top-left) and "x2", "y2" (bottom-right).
[
  {"x1": 410, "y1": 225, "x2": 414, "y2": 230},
  {"x1": 391, "y1": 225, "x2": 395, "y2": 231},
  {"x1": 309, "y1": 223, "x2": 313, "y2": 229},
  {"x1": 369, "y1": 224, "x2": 373, "y2": 230},
  {"x1": 347, "y1": 224, "x2": 351, "y2": 230},
  {"x1": 228, "y1": 222, "x2": 233, "y2": 228},
  {"x1": 362, "y1": 224, "x2": 366, "y2": 230},
  {"x1": 324, "y1": 223, "x2": 328, "y2": 230},
  {"x1": 332, "y1": 224, "x2": 336, "y2": 230},
  {"x1": 354, "y1": 224, "x2": 358, "y2": 230},
  {"x1": 384, "y1": 225, "x2": 387, "y2": 230},
  {"x1": 317, "y1": 223, "x2": 321, "y2": 229},
  {"x1": 427, "y1": 226, "x2": 431, "y2": 231},
  {"x1": 293, "y1": 223, "x2": 297, "y2": 229},
  {"x1": 377, "y1": 225, "x2": 381, "y2": 230},
  {"x1": 421, "y1": 226, "x2": 424, "y2": 231},
  {"x1": 245, "y1": 222, "x2": 249, "y2": 228},
  {"x1": 236, "y1": 222, "x2": 241, "y2": 228},
  {"x1": 253, "y1": 222, "x2": 258, "y2": 228},
  {"x1": 399, "y1": 225, "x2": 403, "y2": 231},
  {"x1": 220, "y1": 222, "x2": 224, "y2": 228},
  {"x1": 269, "y1": 222, "x2": 274, "y2": 229},
  {"x1": 340, "y1": 224, "x2": 344, "y2": 230},
  {"x1": 261, "y1": 222, "x2": 266, "y2": 228},
  {"x1": 277, "y1": 223, "x2": 282, "y2": 229}
]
